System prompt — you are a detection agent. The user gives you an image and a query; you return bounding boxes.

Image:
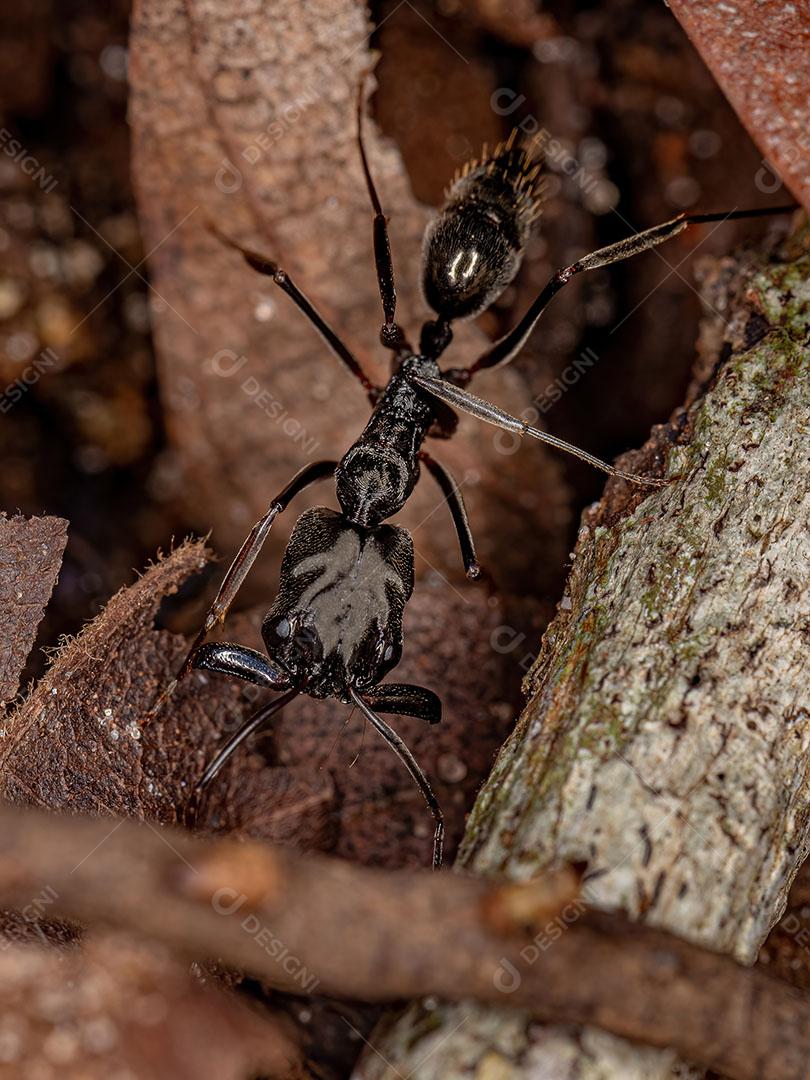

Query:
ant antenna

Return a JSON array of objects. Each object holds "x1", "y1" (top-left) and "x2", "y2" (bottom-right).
[{"x1": 324, "y1": 706, "x2": 356, "y2": 766}]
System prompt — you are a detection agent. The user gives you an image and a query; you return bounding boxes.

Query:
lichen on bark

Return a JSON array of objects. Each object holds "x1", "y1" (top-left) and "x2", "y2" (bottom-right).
[{"x1": 354, "y1": 228, "x2": 810, "y2": 1079}]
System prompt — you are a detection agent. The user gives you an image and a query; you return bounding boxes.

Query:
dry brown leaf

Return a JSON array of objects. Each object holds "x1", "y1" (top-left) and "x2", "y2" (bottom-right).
[
  {"x1": 463, "y1": 0, "x2": 558, "y2": 47},
  {"x1": 0, "y1": 513, "x2": 67, "y2": 708},
  {"x1": 0, "y1": 540, "x2": 254, "y2": 822},
  {"x1": 669, "y1": 0, "x2": 810, "y2": 211},
  {"x1": 0, "y1": 532, "x2": 514, "y2": 869}
]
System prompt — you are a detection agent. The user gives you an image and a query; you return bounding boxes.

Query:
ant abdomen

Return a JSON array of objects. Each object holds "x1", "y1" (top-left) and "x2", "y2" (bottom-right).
[{"x1": 421, "y1": 136, "x2": 544, "y2": 322}]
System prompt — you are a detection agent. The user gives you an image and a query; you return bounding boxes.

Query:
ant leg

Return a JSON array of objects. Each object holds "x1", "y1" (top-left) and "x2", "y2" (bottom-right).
[
  {"x1": 349, "y1": 687, "x2": 444, "y2": 869},
  {"x1": 185, "y1": 460, "x2": 336, "y2": 656},
  {"x1": 365, "y1": 683, "x2": 441, "y2": 724},
  {"x1": 419, "y1": 451, "x2": 480, "y2": 580},
  {"x1": 412, "y1": 375, "x2": 668, "y2": 488},
  {"x1": 186, "y1": 648, "x2": 296, "y2": 824},
  {"x1": 146, "y1": 460, "x2": 336, "y2": 721},
  {"x1": 209, "y1": 224, "x2": 379, "y2": 405},
  {"x1": 196, "y1": 686, "x2": 299, "y2": 795},
  {"x1": 356, "y1": 77, "x2": 410, "y2": 353},
  {"x1": 458, "y1": 203, "x2": 797, "y2": 379}
]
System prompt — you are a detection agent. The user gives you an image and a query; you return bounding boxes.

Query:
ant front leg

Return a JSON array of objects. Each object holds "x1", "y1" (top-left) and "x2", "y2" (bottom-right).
[
  {"x1": 413, "y1": 376, "x2": 668, "y2": 488},
  {"x1": 209, "y1": 225, "x2": 380, "y2": 406},
  {"x1": 419, "y1": 451, "x2": 481, "y2": 580},
  {"x1": 146, "y1": 460, "x2": 336, "y2": 721},
  {"x1": 356, "y1": 76, "x2": 410, "y2": 353},
  {"x1": 349, "y1": 688, "x2": 444, "y2": 869},
  {"x1": 187, "y1": 643, "x2": 297, "y2": 822},
  {"x1": 456, "y1": 203, "x2": 797, "y2": 380}
]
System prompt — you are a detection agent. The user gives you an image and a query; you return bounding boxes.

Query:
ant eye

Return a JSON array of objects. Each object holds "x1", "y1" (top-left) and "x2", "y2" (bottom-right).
[
  {"x1": 373, "y1": 634, "x2": 399, "y2": 673},
  {"x1": 275, "y1": 617, "x2": 291, "y2": 639}
]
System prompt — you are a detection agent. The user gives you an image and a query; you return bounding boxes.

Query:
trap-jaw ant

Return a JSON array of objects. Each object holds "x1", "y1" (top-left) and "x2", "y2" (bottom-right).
[{"x1": 150, "y1": 81, "x2": 795, "y2": 869}]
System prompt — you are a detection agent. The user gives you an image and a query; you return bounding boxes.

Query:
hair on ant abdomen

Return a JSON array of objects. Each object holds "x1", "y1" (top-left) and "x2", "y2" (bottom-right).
[{"x1": 422, "y1": 132, "x2": 545, "y2": 321}]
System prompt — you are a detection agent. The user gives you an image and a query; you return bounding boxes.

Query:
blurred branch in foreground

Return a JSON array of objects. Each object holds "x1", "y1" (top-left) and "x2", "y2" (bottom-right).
[{"x1": 1, "y1": 805, "x2": 810, "y2": 1080}]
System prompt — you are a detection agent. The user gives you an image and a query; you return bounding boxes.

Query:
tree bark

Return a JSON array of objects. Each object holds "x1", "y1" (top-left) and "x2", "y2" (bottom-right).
[{"x1": 353, "y1": 227, "x2": 810, "y2": 1077}]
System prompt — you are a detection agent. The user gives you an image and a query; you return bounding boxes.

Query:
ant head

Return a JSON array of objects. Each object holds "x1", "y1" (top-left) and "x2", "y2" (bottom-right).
[
  {"x1": 335, "y1": 444, "x2": 415, "y2": 527},
  {"x1": 263, "y1": 608, "x2": 402, "y2": 700},
  {"x1": 263, "y1": 507, "x2": 414, "y2": 701},
  {"x1": 421, "y1": 139, "x2": 543, "y2": 322}
]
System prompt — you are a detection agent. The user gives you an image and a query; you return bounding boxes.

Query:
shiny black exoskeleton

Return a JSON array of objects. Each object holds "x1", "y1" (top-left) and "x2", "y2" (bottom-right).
[
  {"x1": 422, "y1": 141, "x2": 540, "y2": 321},
  {"x1": 154, "y1": 77, "x2": 795, "y2": 869},
  {"x1": 335, "y1": 354, "x2": 444, "y2": 527},
  {"x1": 331, "y1": 136, "x2": 543, "y2": 535},
  {"x1": 263, "y1": 507, "x2": 414, "y2": 699},
  {"x1": 158, "y1": 127, "x2": 544, "y2": 870}
]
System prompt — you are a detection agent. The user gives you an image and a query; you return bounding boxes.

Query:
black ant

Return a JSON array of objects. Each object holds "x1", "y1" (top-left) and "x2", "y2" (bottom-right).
[{"x1": 150, "y1": 81, "x2": 795, "y2": 869}]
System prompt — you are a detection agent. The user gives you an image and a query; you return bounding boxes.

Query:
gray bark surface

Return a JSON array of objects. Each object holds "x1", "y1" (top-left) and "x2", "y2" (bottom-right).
[{"x1": 354, "y1": 229, "x2": 810, "y2": 1079}]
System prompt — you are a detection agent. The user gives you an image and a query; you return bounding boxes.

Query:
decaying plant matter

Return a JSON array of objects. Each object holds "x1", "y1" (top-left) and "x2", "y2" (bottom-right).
[
  {"x1": 0, "y1": 226, "x2": 806, "y2": 1080},
  {"x1": 0, "y1": 514, "x2": 67, "y2": 708}
]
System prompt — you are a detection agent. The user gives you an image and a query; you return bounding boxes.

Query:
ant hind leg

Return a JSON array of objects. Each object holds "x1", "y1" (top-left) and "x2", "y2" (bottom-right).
[
  {"x1": 413, "y1": 375, "x2": 668, "y2": 488},
  {"x1": 462, "y1": 202, "x2": 798, "y2": 378}
]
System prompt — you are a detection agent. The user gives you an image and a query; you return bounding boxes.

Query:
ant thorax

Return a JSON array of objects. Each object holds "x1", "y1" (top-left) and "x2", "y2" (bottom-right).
[{"x1": 334, "y1": 354, "x2": 443, "y2": 528}]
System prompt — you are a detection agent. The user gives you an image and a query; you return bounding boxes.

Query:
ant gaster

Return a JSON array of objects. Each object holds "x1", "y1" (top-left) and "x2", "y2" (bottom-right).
[{"x1": 150, "y1": 79, "x2": 795, "y2": 869}]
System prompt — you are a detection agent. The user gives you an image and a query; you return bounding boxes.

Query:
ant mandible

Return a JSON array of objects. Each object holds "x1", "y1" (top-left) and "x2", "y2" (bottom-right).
[{"x1": 149, "y1": 77, "x2": 795, "y2": 869}]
